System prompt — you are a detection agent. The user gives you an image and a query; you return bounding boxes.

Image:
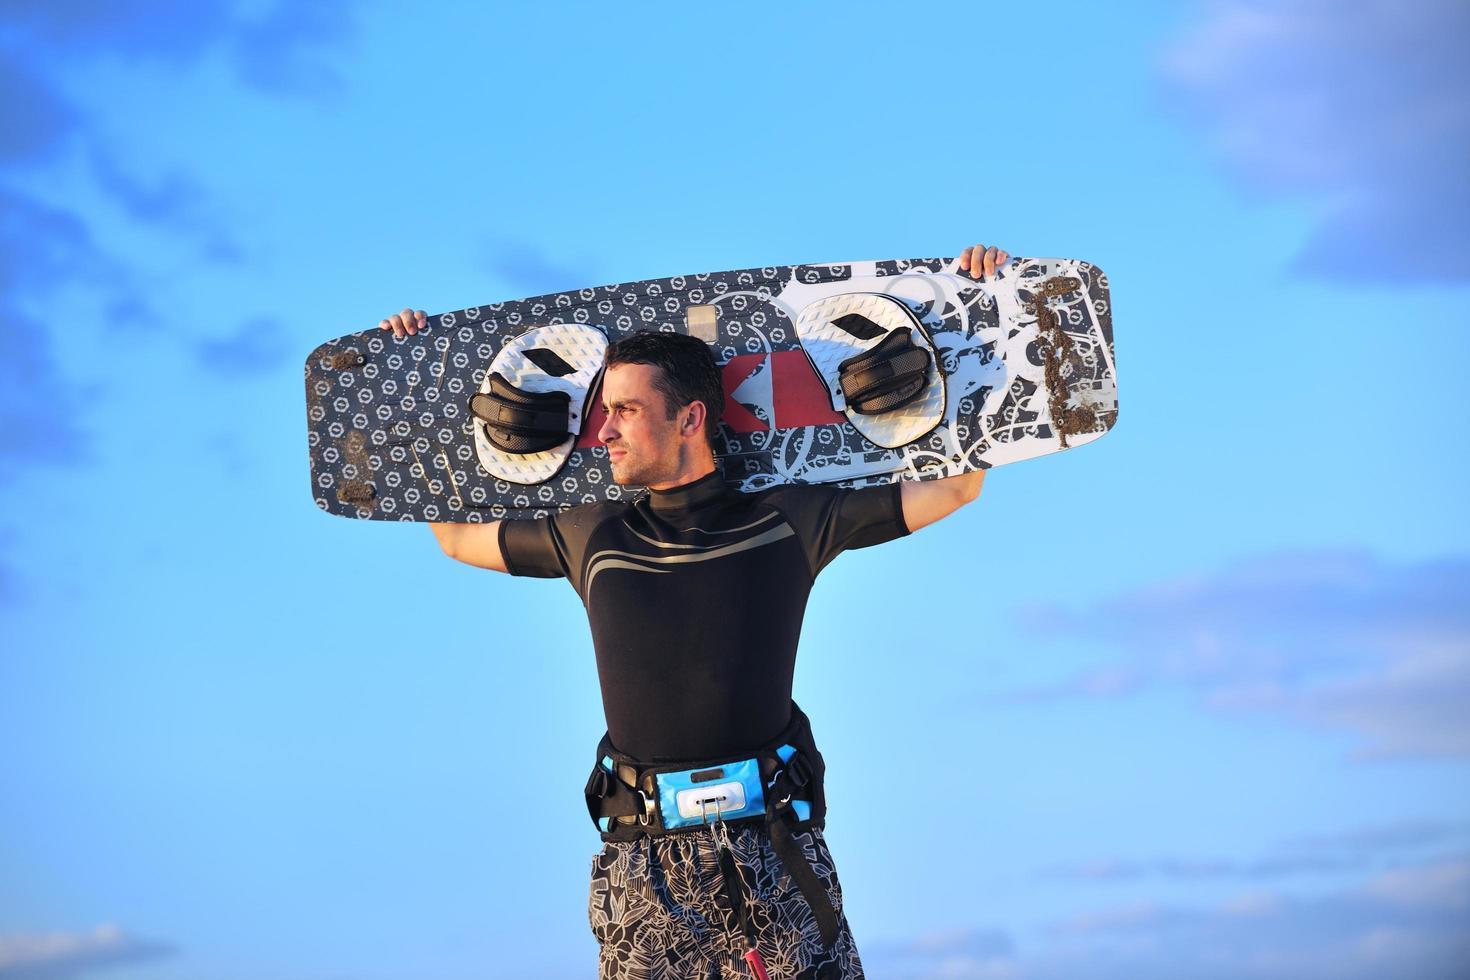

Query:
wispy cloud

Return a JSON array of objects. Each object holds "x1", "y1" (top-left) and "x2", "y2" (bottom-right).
[
  {"x1": 1214, "y1": 644, "x2": 1470, "y2": 760},
  {"x1": 0, "y1": 3, "x2": 232, "y2": 58},
  {"x1": 0, "y1": 1, "x2": 360, "y2": 595},
  {"x1": 1044, "y1": 818, "x2": 1470, "y2": 883},
  {"x1": 0, "y1": 0, "x2": 360, "y2": 391},
  {"x1": 1008, "y1": 549, "x2": 1470, "y2": 760},
  {"x1": 860, "y1": 926, "x2": 1019, "y2": 980},
  {"x1": 1039, "y1": 857, "x2": 1470, "y2": 980},
  {"x1": 1280, "y1": 819, "x2": 1470, "y2": 856},
  {"x1": 1154, "y1": 0, "x2": 1470, "y2": 283},
  {"x1": 0, "y1": 58, "x2": 77, "y2": 163},
  {"x1": 0, "y1": 1, "x2": 354, "y2": 95},
  {"x1": 1048, "y1": 854, "x2": 1367, "y2": 883},
  {"x1": 84, "y1": 147, "x2": 244, "y2": 262},
  {"x1": 0, "y1": 188, "x2": 110, "y2": 476},
  {"x1": 0, "y1": 317, "x2": 92, "y2": 471},
  {"x1": 866, "y1": 855, "x2": 1470, "y2": 980},
  {"x1": 0, "y1": 923, "x2": 173, "y2": 979},
  {"x1": 194, "y1": 315, "x2": 295, "y2": 377},
  {"x1": 485, "y1": 240, "x2": 593, "y2": 297},
  {"x1": 226, "y1": 1, "x2": 356, "y2": 98}
]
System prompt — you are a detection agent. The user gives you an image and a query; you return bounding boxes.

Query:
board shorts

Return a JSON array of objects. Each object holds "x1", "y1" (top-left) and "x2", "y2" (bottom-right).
[{"x1": 588, "y1": 821, "x2": 865, "y2": 979}]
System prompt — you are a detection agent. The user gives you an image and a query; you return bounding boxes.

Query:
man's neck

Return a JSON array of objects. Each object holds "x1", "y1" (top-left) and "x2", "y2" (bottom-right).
[{"x1": 644, "y1": 450, "x2": 717, "y2": 491}]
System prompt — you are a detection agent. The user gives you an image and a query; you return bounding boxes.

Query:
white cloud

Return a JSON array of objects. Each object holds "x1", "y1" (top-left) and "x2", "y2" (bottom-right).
[
  {"x1": 1360, "y1": 858, "x2": 1470, "y2": 909},
  {"x1": 1045, "y1": 817, "x2": 1470, "y2": 892},
  {"x1": 0, "y1": 1, "x2": 362, "y2": 596},
  {"x1": 1009, "y1": 549, "x2": 1470, "y2": 760},
  {"x1": 1154, "y1": 0, "x2": 1470, "y2": 283},
  {"x1": 1031, "y1": 856, "x2": 1470, "y2": 980},
  {"x1": 1280, "y1": 818, "x2": 1469, "y2": 854},
  {"x1": 1053, "y1": 900, "x2": 1165, "y2": 935},
  {"x1": 1230, "y1": 643, "x2": 1470, "y2": 760},
  {"x1": 861, "y1": 926, "x2": 1018, "y2": 980},
  {"x1": 864, "y1": 852, "x2": 1470, "y2": 975},
  {"x1": 0, "y1": 923, "x2": 171, "y2": 978}
]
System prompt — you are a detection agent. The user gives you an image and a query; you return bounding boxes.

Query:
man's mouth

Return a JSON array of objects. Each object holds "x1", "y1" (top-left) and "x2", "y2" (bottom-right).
[{"x1": 608, "y1": 448, "x2": 626, "y2": 460}]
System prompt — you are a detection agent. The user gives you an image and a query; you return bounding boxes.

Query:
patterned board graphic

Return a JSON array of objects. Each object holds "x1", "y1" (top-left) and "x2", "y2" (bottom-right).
[{"x1": 304, "y1": 255, "x2": 1118, "y2": 522}]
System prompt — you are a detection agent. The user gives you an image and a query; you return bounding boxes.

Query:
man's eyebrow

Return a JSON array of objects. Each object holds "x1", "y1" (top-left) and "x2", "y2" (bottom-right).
[{"x1": 602, "y1": 398, "x2": 644, "y2": 410}]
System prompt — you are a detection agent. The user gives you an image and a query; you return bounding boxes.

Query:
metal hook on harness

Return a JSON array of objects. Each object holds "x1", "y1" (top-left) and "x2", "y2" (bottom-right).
[
  {"x1": 702, "y1": 795, "x2": 738, "y2": 855},
  {"x1": 768, "y1": 767, "x2": 793, "y2": 806}
]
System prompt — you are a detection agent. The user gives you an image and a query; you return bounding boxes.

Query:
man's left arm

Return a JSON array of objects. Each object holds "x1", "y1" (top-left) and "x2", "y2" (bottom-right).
[
  {"x1": 898, "y1": 242, "x2": 1008, "y2": 533},
  {"x1": 900, "y1": 469, "x2": 985, "y2": 533}
]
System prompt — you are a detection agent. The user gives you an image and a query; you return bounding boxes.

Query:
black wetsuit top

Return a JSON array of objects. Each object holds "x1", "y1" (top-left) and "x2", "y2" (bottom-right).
[{"x1": 497, "y1": 470, "x2": 910, "y2": 763}]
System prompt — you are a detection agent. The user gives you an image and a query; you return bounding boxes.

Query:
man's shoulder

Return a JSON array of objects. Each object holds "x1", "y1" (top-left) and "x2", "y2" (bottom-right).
[
  {"x1": 741, "y1": 481, "x2": 838, "y2": 498},
  {"x1": 545, "y1": 497, "x2": 630, "y2": 530},
  {"x1": 741, "y1": 482, "x2": 843, "y2": 508}
]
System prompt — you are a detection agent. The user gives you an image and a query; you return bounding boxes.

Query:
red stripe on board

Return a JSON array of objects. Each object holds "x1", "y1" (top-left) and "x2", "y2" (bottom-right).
[
  {"x1": 720, "y1": 353, "x2": 769, "y2": 433},
  {"x1": 771, "y1": 349, "x2": 844, "y2": 428}
]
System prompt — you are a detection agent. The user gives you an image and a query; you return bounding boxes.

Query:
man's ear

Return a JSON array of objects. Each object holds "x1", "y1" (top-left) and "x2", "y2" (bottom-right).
[{"x1": 683, "y1": 401, "x2": 706, "y2": 435}]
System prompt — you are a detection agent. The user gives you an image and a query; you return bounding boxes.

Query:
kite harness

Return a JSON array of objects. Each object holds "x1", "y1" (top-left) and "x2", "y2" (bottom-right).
[{"x1": 584, "y1": 700, "x2": 841, "y2": 979}]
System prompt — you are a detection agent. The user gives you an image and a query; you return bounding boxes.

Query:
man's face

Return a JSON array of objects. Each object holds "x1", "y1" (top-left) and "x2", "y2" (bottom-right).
[{"x1": 596, "y1": 362, "x2": 684, "y2": 486}]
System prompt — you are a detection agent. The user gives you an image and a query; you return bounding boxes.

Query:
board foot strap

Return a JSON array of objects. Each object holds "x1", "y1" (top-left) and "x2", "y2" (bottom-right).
[
  {"x1": 837, "y1": 327, "x2": 932, "y2": 415},
  {"x1": 469, "y1": 372, "x2": 571, "y2": 454}
]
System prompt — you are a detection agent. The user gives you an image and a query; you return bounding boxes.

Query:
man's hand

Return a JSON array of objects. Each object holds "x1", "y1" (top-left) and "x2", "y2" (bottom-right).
[
  {"x1": 958, "y1": 243, "x2": 1010, "y2": 281},
  {"x1": 380, "y1": 307, "x2": 426, "y2": 339},
  {"x1": 371, "y1": 305, "x2": 508, "y2": 568}
]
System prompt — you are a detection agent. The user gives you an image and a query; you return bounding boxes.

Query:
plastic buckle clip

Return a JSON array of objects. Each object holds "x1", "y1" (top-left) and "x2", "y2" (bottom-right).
[{"x1": 768, "y1": 753, "x2": 812, "y2": 807}]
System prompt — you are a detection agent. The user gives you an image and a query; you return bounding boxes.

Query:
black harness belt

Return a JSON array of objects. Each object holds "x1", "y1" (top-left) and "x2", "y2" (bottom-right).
[{"x1": 583, "y1": 701, "x2": 843, "y2": 963}]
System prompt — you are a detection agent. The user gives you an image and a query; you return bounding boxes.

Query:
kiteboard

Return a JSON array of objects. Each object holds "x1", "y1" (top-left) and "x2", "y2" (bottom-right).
[{"x1": 304, "y1": 255, "x2": 1118, "y2": 522}]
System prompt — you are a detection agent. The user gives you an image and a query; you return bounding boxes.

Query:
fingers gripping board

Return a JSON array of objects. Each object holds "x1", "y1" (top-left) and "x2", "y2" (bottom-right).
[{"x1": 304, "y1": 256, "x2": 1118, "y2": 522}]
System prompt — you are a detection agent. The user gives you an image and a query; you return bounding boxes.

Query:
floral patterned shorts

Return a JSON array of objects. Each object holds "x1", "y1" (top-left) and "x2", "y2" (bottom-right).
[{"x1": 588, "y1": 821, "x2": 865, "y2": 979}]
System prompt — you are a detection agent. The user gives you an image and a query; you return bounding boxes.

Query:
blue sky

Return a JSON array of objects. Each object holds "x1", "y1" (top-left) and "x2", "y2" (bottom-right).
[{"x1": 1, "y1": 1, "x2": 1467, "y2": 978}]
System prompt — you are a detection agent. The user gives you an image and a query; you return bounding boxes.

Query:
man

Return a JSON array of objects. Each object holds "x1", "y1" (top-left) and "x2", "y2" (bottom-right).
[{"x1": 382, "y1": 244, "x2": 1010, "y2": 979}]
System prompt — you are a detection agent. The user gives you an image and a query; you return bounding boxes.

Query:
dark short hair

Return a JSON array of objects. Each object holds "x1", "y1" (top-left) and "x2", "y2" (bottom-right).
[{"x1": 603, "y1": 331, "x2": 724, "y2": 448}]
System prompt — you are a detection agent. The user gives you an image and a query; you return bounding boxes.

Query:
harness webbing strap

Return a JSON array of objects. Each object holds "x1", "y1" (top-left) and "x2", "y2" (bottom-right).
[{"x1": 769, "y1": 806, "x2": 842, "y2": 950}]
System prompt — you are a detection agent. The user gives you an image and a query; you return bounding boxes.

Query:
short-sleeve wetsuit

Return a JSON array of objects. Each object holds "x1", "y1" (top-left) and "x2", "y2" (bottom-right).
[{"x1": 497, "y1": 468, "x2": 910, "y2": 763}]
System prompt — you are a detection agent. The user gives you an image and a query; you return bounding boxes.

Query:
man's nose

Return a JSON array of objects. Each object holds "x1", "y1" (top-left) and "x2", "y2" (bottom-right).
[{"x1": 597, "y1": 415, "x2": 617, "y2": 444}]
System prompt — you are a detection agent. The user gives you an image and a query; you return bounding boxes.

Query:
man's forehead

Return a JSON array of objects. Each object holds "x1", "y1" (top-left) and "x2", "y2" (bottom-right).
[{"x1": 601, "y1": 362, "x2": 664, "y2": 400}]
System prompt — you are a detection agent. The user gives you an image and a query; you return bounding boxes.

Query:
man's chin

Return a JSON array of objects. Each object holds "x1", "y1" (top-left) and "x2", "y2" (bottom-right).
[{"x1": 609, "y1": 460, "x2": 662, "y2": 488}]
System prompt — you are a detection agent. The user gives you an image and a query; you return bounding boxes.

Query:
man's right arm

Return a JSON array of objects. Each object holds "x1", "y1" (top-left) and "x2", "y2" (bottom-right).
[
  {"x1": 430, "y1": 521, "x2": 509, "y2": 573},
  {"x1": 378, "y1": 307, "x2": 514, "y2": 574}
]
